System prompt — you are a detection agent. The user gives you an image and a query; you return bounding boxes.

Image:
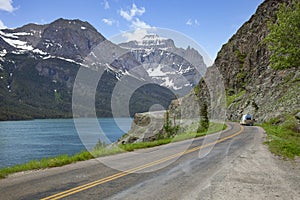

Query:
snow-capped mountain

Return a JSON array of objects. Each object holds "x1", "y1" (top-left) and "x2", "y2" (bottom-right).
[
  {"x1": 119, "y1": 34, "x2": 206, "y2": 95},
  {"x1": 0, "y1": 19, "x2": 105, "y2": 62},
  {"x1": 121, "y1": 34, "x2": 176, "y2": 49},
  {"x1": 0, "y1": 19, "x2": 176, "y2": 120}
]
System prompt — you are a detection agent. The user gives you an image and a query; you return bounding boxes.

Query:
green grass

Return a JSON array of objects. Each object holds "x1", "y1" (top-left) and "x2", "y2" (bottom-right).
[
  {"x1": 91, "y1": 145, "x2": 124, "y2": 157},
  {"x1": 0, "y1": 122, "x2": 226, "y2": 179},
  {"x1": 0, "y1": 151, "x2": 92, "y2": 179},
  {"x1": 119, "y1": 138, "x2": 172, "y2": 152},
  {"x1": 226, "y1": 90, "x2": 245, "y2": 106},
  {"x1": 119, "y1": 122, "x2": 227, "y2": 151},
  {"x1": 173, "y1": 122, "x2": 226, "y2": 142},
  {"x1": 261, "y1": 115, "x2": 300, "y2": 159},
  {"x1": 0, "y1": 147, "x2": 124, "y2": 179}
]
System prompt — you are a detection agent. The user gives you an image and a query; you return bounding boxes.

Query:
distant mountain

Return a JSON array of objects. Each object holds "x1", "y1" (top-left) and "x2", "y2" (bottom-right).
[
  {"x1": 0, "y1": 19, "x2": 167, "y2": 120},
  {"x1": 120, "y1": 34, "x2": 206, "y2": 95},
  {"x1": 0, "y1": 19, "x2": 206, "y2": 120},
  {"x1": 0, "y1": 19, "x2": 103, "y2": 61}
]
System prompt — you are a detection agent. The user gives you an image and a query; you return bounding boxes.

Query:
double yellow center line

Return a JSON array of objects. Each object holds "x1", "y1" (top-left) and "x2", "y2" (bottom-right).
[{"x1": 41, "y1": 125, "x2": 244, "y2": 200}]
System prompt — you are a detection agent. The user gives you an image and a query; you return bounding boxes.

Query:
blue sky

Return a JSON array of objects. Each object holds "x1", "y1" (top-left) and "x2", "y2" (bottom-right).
[{"x1": 0, "y1": 0, "x2": 263, "y2": 62}]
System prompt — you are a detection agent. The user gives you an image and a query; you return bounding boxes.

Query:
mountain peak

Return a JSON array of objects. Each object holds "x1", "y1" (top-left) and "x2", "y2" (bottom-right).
[
  {"x1": 142, "y1": 34, "x2": 161, "y2": 39},
  {"x1": 34, "y1": 18, "x2": 106, "y2": 62},
  {"x1": 0, "y1": 18, "x2": 107, "y2": 62},
  {"x1": 136, "y1": 34, "x2": 171, "y2": 47},
  {"x1": 120, "y1": 34, "x2": 175, "y2": 50},
  {"x1": 140, "y1": 34, "x2": 166, "y2": 42},
  {"x1": 49, "y1": 18, "x2": 97, "y2": 32}
]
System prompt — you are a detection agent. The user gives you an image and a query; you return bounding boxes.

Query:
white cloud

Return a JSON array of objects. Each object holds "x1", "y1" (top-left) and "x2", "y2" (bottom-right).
[
  {"x1": 131, "y1": 18, "x2": 151, "y2": 29},
  {"x1": 122, "y1": 29, "x2": 148, "y2": 42},
  {"x1": 102, "y1": 18, "x2": 113, "y2": 26},
  {"x1": 120, "y1": 9, "x2": 131, "y2": 21},
  {"x1": 119, "y1": 3, "x2": 145, "y2": 21},
  {"x1": 186, "y1": 19, "x2": 193, "y2": 26},
  {"x1": 103, "y1": 0, "x2": 109, "y2": 10},
  {"x1": 0, "y1": 0, "x2": 15, "y2": 12},
  {"x1": 102, "y1": 18, "x2": 118, "y2": 26},
  {"x1": 121, "y1": 27, "x2": 158, "y2": 42},
  {"x1": 0, "y1": 20, "x2": 7, "y2": 29},
  {"x1": 186, "y1": 18, "x2": 200, "y2": 27},
  {"x1": 119, "y1": 3, "x2": 153, "y2": 31}
]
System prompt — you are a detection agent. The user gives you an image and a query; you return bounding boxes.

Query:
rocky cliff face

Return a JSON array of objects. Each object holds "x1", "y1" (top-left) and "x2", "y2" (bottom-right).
[{"x1": 195, "y1": 0, "x2": 299, "y2": 122}]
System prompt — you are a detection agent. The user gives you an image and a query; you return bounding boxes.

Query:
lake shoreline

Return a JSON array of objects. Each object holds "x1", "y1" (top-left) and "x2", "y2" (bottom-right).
[
  {"x1": 0, "y1": 118, "x2": 132, "y2": 168},
  {"x1": 0, "y1": 122, "x2": 227, "y2": 179}
]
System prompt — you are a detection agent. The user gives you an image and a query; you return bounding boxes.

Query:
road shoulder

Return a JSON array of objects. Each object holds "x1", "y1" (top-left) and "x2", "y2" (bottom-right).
[{"x1": 189, "y1": 126, "x2": 300, "y2": 200}]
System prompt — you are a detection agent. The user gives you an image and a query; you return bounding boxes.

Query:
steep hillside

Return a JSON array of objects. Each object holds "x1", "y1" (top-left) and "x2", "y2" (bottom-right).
[{"x1": 194, "y1": 0, "x2": 299, "y2": 122}]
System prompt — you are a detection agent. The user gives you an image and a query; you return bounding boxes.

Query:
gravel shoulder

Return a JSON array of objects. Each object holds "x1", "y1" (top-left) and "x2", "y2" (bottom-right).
[{"x1": 194, "y1": 126, "x2": 300, "y2": 200}]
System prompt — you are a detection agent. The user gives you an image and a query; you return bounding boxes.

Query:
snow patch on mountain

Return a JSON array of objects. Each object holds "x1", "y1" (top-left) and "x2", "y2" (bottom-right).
[
  {"x1": 147, "y1": 64, "x2": 167, "y2": 77},
  {"x1": 0, "y1": 49, "x2": 7, "y2": 57},
  {"x1": 161, "y1": 77, "x2": 182, "y2": 90},
  {"x1": 119, "y1": 33, "x2": 205, "y2": 94},
  {"x1": 0, "y1": 31, "x2": 33, "y2": 50},
  {"x1": 13, "y1": 32, "x2": 33, "y2": 36},
  {"x1": 32, "y1": 48, "x2": 47, "y2": 55}
]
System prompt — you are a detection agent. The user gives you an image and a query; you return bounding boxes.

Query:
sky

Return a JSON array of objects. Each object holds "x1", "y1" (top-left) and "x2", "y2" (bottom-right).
[{"x1": 0, "y1": 0, "x2": 264, "y2": 64}]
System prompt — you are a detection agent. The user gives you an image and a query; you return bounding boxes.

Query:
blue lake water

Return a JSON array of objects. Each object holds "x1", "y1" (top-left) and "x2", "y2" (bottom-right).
[{"x1": 0, "y1": 118, "x2": 132, "y2": 168}]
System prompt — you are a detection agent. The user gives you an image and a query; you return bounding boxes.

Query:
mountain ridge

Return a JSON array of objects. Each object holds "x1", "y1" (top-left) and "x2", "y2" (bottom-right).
[
  {"x1": 0, "y1": 18, "x2": 205, "y2": 120},
  {"x1": 119, "y1": 34, "x2": 205, "y2": 94}
]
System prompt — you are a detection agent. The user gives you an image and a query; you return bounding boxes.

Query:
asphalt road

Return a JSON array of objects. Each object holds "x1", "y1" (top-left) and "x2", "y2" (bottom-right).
[{"x1": 0, "y1": 122, "x2": 260, "y2": 200}]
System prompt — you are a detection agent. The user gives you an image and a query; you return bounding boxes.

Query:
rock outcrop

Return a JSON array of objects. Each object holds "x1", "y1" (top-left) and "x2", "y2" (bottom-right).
[
  {"x1": 195, "y1": 0, "x2": 299, "y2": 122},
  {"x1": 117, "y1": 111, "x2": 165, "y2": 144}
]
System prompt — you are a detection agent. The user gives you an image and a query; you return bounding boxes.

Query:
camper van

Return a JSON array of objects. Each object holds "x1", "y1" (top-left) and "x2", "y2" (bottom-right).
[{"x1": 240, "y1": 114, "x2": 254, "y2": 126}]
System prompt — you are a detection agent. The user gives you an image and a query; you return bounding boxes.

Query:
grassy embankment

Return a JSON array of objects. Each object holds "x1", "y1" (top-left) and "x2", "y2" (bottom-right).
[
  {"x1": 120, "y1": 122, "x2": 225, "y2": 151},
  {"x1": 0, "y1": 122, "x2": 226, "y2": 179},
  {"x1": 261, "y1": 114, "x2": 300, "y2": 159}
]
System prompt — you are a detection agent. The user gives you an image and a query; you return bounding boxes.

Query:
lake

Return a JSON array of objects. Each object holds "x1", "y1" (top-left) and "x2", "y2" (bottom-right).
[{"x1": 0, "y1": 118, "x2": 132, "y2": 168}]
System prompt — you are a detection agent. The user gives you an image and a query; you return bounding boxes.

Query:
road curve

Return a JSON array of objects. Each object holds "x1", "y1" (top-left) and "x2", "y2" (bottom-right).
[{"x1": 0, "y1": 122, "x2": 260, "y2": 200}]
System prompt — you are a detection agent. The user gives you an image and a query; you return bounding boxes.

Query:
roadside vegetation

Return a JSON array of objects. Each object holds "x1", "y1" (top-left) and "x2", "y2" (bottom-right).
[
  {"x1": 265, "y1": 0, "x2": 300, "y2": 69},
  {"x1": 0, "y1": 144, "x2": 124, "y2": 179},
  {"x1": 226, "y1": 90, "x2": 245, "y2": 106},
  {"x1": 197, "y1": 102, "x2": 209, "y2": 133},
  {"x1": 121, "y1": 122, "x2": 226, "y2": 152},
  {"x1": 259, "y1": 0, "x2": 300, "y2": 159},
  {"x1": 0, "y1": 122, "x2": 226, "y2": 179},
  {"x1": 0, "y1": 151, "x2": 92, "y2": 179},
  {"x1": 261, "y1": 113, "x2": 300, "y2": 159},
  {"x1": 119, "y1": 103, "x2": 226, "y2": 152}
]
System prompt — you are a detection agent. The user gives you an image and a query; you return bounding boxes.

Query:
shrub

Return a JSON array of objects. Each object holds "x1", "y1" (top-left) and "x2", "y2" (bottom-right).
[{"x1": 265, "y1": 0, "x2": 300, "y2": 69}]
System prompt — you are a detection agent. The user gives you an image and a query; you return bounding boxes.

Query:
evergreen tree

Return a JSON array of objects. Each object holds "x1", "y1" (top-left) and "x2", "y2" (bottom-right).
[
  {"x1": 163, "y1": 110, "x2": 179, "y2": 138},
  {"x1": 197, "y1": 102, "x2": 209, "y2": 133}
]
